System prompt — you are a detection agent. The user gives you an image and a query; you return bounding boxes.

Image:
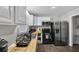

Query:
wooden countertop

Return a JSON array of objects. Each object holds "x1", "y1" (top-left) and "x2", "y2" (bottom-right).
[
  {"x1": 32, "y1": 31, "x2": 41, "y2": 35},
  {"x1": 8, "y1": 36, "x2": 37, "y2": 52}
]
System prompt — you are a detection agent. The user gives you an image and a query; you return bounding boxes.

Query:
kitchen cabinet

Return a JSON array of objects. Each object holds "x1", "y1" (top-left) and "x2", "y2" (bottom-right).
[
  {"x1": 14, "y1": 6, "x2": 26, "y2": 25},
  {"x1": 33, "y1": 16, "x2": 38, "y2": 26},
  {"x1": 33, "y1": 16, "x2": 50, "y2": 26},
  {"x1": 0, "y1": 6, "x2": 12, "y2": 24},
  {"x1": 27, "y1": 15, "x2": 34, "y2": 26},
  {"x1": 34, "y1": 17, "x2": 43, "y2": 26}
]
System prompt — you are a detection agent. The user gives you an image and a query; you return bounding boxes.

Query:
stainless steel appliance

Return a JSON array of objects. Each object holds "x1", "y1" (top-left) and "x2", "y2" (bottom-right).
[{"x1": 54, "y1": 21, "x2": 69, "y2": 46}]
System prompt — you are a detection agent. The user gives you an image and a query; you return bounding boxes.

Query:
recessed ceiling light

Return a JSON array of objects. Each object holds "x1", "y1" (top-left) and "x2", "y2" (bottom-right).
[{"x1": 51, "y1": 6, "x2": 56, "y2": 8}]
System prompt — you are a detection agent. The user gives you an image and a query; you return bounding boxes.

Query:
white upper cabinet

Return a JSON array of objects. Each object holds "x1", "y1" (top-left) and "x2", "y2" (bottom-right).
[
  {"x1": 0, "y1": 7, "x2": 9, "y2": 18},
  {"x1": 33, "y1": 16, "x2": 50, "y2": 26},
  {"x1": 0, "y1": 6, "x2": 27, "y2": 25},
  {"x1": 33, "y1": 16, "x2": 38, "y2": 25},
  {"x1": 27, "y1": 15, "x2": 34, "y2": 26},
  {"x1": 33, "y1": 16, "x2": 42, "y2": 26},
  {"x1": 15, "y1": 6, "x2": 26, "y2": 24},
  {"x1": 26, "y1": 10, "x2": 34, "y2": 26},
  {"x1": 0, "y1": 6, "x2": 12, "y2": 24}
]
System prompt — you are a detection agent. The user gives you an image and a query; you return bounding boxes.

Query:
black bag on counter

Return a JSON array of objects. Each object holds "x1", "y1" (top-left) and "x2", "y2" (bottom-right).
[
  {"x1": 0, "y1": 39, "x2": 8, "y2": 52},
  {"x1": 16, "y1": 33, "x2": 31, "y2": 47}
]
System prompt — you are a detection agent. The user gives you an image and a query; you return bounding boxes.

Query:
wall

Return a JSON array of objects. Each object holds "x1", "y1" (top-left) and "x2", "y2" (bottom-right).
[
  {"x1": 0, "y1": 25, "x2": 17, "y2": 46},
  {"x1": 17, "y1": 25, "x2": 29, "y2": 34},
  {"x1": 50, "y1": 16, "x2": 61, "y2": 22},
  {"x1": 60, "y1": 7, "x2": 79, "y2": 46}
]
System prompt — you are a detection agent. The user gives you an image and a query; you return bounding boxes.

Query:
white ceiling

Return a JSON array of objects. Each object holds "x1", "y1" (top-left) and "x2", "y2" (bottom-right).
[{"x1": 27, "y1": 6, "x2": 79, "y2": 16}]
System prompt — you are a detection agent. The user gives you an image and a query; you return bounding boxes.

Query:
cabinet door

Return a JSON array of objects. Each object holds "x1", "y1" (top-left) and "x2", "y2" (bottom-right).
[
  {"x1": 37, "y1": 18, "x2": 42, "y2": 26},
  {"x1": 34, "y1": 17, "x2": 50, "y2": 26},
  {"x1": 27, "y1": 15, "x2": 33, "y2": 25},
  {"x1": 15, "y1": 6, "x2": 26, "y2": 24},
  {"x1": 0, "y1": 6, "x2": 11, "y2": 24},
  {"x1": 33, "y1": 16, "x2": 38, "y2": 26},
  {"x1": 33, "y1": 17, "x2": 43, "y2": 26}
]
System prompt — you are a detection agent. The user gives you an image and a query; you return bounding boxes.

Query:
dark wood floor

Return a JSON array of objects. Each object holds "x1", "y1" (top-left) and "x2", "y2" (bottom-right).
[{"x1": 37, "y1": 44, "x2": 79, "y2": 52}]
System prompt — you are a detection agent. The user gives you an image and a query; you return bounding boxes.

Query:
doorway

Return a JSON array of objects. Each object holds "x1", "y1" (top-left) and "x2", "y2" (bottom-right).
[{"x1": 72, "y1": 15, "x2": 79, "y2": 46}]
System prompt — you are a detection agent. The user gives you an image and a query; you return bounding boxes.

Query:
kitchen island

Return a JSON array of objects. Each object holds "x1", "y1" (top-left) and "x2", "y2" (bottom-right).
[{"x1": 8, "y1": 36, "x2": 38, "y2": 52}]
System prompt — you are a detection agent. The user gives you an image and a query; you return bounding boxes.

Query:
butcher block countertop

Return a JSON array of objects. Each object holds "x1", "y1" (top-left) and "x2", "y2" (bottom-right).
[{"x1": 8, "y1": 36, "x2": 38, "y2": 52}]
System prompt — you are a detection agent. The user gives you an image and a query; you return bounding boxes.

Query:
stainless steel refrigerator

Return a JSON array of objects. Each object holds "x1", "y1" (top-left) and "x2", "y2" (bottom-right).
[{"x1": 54, "y1": 21, "x2": 69, "y2": 46}]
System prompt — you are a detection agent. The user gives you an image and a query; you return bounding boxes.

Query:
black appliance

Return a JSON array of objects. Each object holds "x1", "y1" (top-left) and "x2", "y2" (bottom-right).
[
  {"x1": 54, "y1": 21, "x2": 69, "y2": 46},
  {"x1": 0, "y1": 39, "x2": 8, "y2": 52},
  {"x1": 42, "y1": 28, "x2": 52, "y2": 44},
  {"x1": 51, "y1": 23, "x2": 55, "y2": 43},
  {"x1": 42, "y1": 22, "x2": 55, "y2": 44},
  {"x1": 42, "y1": 22, "x2": 51, "y2": 26}
]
